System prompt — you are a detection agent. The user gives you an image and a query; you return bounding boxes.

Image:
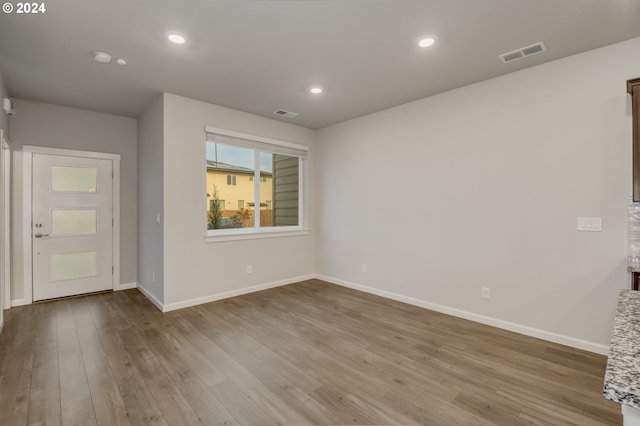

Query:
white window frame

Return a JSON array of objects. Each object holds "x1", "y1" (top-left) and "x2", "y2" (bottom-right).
[{"x1": 204, "y1": 126, "x2": 309, "y2": 243}]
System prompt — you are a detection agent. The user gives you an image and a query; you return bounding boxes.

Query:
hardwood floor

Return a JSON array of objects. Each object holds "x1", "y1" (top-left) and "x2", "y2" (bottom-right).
[{"x1": 0, "y1": 279, "x2": 621, "y2": 425}]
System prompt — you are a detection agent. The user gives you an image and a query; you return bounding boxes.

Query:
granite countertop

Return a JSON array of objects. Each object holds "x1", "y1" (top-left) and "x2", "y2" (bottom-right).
[{"x1": 604, "y1": 289, "x2": 640, "y2": 408}]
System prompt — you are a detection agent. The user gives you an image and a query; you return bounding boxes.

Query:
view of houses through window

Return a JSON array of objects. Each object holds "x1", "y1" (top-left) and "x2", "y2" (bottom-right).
[{"x1": 206, "y1": 135, "x2": 302, "y2": 231}]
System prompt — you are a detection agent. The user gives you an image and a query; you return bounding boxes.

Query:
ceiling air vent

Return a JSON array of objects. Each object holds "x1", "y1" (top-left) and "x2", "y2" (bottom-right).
[
  {"x1": 499, "y1": 42, "x2": 546, "y2": 64},
  {"x1": 273, "y1": 109, "x2": 299, "y2": 118}
]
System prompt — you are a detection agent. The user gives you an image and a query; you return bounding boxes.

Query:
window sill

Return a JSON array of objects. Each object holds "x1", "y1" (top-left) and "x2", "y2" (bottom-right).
[{"x1": 204, "y1": 227, "x2": 310, "y2": 243}]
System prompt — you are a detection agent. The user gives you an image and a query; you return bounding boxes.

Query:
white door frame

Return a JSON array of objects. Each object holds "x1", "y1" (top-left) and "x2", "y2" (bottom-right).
[
  {"x1": 1, "y1": 130, "x2": 10, "y2": 310},
  {"x1": 22, "y1": 146, "x2": 120, "y2": 304}
]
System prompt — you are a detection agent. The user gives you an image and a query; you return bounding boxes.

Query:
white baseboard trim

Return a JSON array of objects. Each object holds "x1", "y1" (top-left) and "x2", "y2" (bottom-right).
[
  {"x1": 136, "y1": 285, "x2": 164, "y2": 312},
  {"x1": 161, "y1": 274, "x2": 315, "y2": 313},
  {"x1": 115, "y1": 282, "x2": 137, "y2": 291},
  {"x1": 11, "y1": 298, "x2": 27, "y2": 307},
  {"x1": 314, "y1": 274, "x2": 609, "y2": 356}
]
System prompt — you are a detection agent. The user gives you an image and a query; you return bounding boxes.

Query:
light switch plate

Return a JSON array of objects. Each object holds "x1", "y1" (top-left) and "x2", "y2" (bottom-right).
[{"x1": 577, "y1": 216, "x2": 602, "y2": 232}]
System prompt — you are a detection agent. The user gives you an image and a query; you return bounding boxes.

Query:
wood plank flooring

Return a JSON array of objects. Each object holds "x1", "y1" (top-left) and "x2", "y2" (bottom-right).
[{"x1": 0, "y1": 279, "x2": 622, "y2": 425}]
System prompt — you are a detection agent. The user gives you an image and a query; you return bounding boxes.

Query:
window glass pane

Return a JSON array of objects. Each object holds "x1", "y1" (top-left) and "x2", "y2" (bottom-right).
[
  {"x1": 51, "y1": 250, "x2": 97, "y2": 281},
  {"x1": 206, "y1": 142, "x2": 255, "y2": 229},
  {"x1": 51, "y1": 166, "x2": 97, "y2": 193},
  {"x1": 52, "y1": 209, "x2": 97, "y2": 235},
  {"x1": 268, "y1": 153, "x2": 299, "y2": 227},
  {"x1": 206, "y1": 135, "x2": 303, "y2": 232}
]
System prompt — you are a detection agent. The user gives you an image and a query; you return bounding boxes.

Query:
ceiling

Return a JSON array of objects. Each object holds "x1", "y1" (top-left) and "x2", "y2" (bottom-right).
[{"x1": 1, "y1": 0, "x2": 640, "y2": 130}]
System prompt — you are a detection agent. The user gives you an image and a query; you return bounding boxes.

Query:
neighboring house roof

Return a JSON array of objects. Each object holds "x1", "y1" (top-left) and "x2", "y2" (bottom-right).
[{"x1": 206, "y1": 160, "x2": 272, "y2": 176}]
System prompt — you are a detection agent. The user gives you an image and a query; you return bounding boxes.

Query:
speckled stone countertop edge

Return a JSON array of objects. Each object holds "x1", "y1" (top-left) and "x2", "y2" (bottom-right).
[{"x1": 603, "y1": 289, "x2": 640, "y2": 409}]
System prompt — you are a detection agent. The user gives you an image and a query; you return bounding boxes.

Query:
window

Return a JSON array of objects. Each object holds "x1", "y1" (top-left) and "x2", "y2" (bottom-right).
[{"x1": 206, "y1": 127, "x2": 307, "y2": 236}]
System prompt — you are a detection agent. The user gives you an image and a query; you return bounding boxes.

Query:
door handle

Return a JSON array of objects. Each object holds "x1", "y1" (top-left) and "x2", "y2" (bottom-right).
[{"x1": 34, "y1": 233, "x2": 49, "y2": 238}]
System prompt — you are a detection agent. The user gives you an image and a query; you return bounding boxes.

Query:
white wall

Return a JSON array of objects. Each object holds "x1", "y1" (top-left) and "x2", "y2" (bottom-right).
[
  {"x1": 137, "y1": 94, "x2": 164, "y2": 304},
  {"x1": 162, "y1": 94, "x2": 316, "y2": 307},
  {"x1": 9, "y1": 99, "x2": 138, "y2": 303},
  {"x1": 316, "y1": 37, "x2": 640, "y2": 350}
]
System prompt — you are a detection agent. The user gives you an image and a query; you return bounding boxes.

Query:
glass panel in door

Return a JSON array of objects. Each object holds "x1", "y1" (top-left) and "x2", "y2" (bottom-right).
[
  {"x1": 51, "y1": 166, "x2": 98, "y2": 192},
  {"x1": 51, "y1": 209, "x2": 98, "y2": 235},
  {"x1": 50, "y1": 250, "x2": 98, "y2": 282}
]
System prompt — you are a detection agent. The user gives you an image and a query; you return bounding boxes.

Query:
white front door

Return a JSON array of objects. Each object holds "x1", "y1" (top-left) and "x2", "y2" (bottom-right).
[{"x1": 32, "y1": 153, "x2": 114, "y2": 301}]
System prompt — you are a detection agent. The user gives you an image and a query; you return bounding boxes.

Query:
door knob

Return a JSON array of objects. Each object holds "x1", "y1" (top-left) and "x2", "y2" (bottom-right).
[{"x1": 34, "y1": 233, "x2": 49, "y2": 238}]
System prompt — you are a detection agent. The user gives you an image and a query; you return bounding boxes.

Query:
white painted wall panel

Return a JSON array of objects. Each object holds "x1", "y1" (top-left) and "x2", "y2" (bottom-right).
[
  {"x1": 138, "y1": 94, "x2": 164, "y2": 303},
  {"x1": 316, "y1": 37, "x2": 640, "y2": 347},
  {"x1": 162, "y1": 94, "x2": 316, "y2": 305}
]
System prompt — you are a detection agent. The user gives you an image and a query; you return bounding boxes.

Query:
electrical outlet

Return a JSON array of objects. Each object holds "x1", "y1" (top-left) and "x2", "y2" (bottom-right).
[
  {"x1": 152, "y1": 272, "x2": 156, "y2": 283},
  {"x1": 246, "y1": 265, "x2": 253, "y2": 274},
  {"x1": 482, "y1": 287, "x2": 491, "y2": 300},
  {"x1": 362, "y1": 264, "x2": 368, "y2": 273}
]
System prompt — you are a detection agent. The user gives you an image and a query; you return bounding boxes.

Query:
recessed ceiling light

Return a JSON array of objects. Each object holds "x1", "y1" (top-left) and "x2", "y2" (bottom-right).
[
  {"x1": 116, "y1": 58, "x2": 127, "y2": 66},
  {"x1": 168, "y1": 32, "x2": 187, "y2": 45},
  {"x1": 93, "y1": 51, "x2": 112, "y2": 64},
  {"x1": 310, "y1": 87, "x2": 323, "y2": 94},
  {"x1": 418, "y1": 37, "x2": 436, "y2": 48}
]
